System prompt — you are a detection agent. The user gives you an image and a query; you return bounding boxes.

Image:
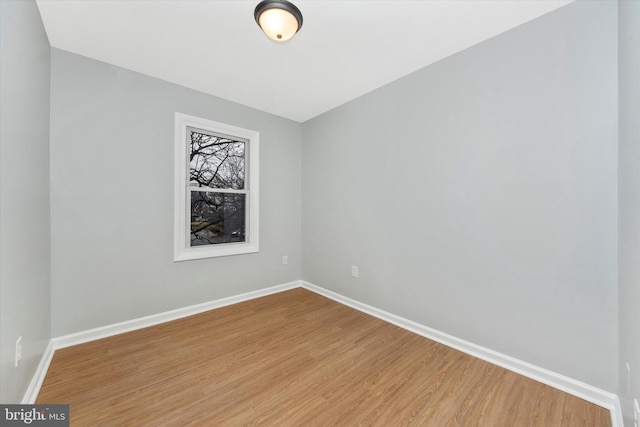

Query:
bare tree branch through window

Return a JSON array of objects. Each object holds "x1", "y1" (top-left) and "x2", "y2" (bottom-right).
[{"x1": 188, "y1": 129, "x2": 247, "y2": 246}]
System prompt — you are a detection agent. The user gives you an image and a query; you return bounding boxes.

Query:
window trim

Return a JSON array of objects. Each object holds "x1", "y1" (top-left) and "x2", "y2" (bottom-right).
[{"x1": 174, "y1": 113, "x2": 259, "y2": 261}]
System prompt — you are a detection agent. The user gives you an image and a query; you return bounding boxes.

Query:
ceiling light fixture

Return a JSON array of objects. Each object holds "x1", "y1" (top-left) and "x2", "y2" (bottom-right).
[{"x1": 254, "y1": 0, "x2": 303, "y2": 42}]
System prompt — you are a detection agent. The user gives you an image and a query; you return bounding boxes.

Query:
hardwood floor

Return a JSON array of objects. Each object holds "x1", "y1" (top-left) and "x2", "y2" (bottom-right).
[{"x1": 37, "y1": 288, "x2": 611, "y2": 426}]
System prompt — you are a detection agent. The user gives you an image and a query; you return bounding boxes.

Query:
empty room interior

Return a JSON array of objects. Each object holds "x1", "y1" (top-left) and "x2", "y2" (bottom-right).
[{"x1": 1, "y1": 0, "x2": 639, "y2": 425}]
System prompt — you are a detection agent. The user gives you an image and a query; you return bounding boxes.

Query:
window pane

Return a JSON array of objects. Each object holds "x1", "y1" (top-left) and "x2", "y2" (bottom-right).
[
  {"x1": 190, "y1": 191, "x2": 246, "y2": 246},
  {"x1": 189, "y1": 130, "x2": 245, "y2": 190}
]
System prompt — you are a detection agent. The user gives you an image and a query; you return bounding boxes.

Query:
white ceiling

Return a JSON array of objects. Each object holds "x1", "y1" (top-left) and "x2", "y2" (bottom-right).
[{"x1": 36, "y1": 0, "x2": 573, "y2": 123}]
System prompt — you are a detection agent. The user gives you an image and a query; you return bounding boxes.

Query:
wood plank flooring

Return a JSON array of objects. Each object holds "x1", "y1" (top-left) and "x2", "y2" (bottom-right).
[{"x1": 37, "y1": 288, "x2": 611, "y2": 426}]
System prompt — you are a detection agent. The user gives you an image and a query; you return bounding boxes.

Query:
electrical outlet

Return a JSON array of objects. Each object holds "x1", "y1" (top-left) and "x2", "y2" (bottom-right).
[
  {"x1": 351, "y1": 266, "x2": 359, "y2": 278},
  {"x1": 282, "y1": 255, "x2": 288, "y2": 265},
  {"x1": 14, "y1": 336, "x2": 22, "y2": 368}
]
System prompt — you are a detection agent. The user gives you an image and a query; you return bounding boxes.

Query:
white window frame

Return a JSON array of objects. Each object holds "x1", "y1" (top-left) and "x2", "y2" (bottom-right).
[{"x1": 174, "y1": 113, "x2": 259, "y2": 261}]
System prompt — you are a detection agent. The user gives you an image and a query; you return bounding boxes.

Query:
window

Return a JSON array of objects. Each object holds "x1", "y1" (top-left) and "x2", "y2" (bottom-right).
[{"x1": 174, "y1": 113, "x2": 259, "y2": 261}]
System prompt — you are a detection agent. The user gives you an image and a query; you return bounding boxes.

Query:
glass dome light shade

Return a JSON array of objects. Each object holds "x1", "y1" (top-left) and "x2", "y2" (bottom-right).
[{"x1": 254, "y1": 0, "x2": 303, "y2": 42}]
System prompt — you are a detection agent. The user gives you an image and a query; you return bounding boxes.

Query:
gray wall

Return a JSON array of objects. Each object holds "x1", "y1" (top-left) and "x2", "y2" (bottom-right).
[
  {"x1": 49, "y1": 50, "x2": 301, "y2": 336},
  {"x1": 618, "y1": 0, "x2": 640, "y2": 423},
  {"x1": 302, "y1": 1, "x2": 618, "y2": 391},
  {"x1": 0, "y1": 0, "x2": 51, "y2": 403}
]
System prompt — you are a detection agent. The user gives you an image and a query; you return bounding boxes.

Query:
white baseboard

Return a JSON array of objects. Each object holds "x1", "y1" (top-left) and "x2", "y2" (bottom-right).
[
  {"x1": 611, "y1": 396, "x2": 624, "y2": 427},
  {"x1": 24, "y1": 281, "x2": 300, "y2": 403},
  {"x1": 300, "y1": 281, "x2": 623, "y2": 427},
  {"x1": 25, "y1": 279, "x2": 622, "y2": 426},
  {"x1": 22, "y1": 340, "x2": 55, "y2": 404},
  {"x1": 52, "y1": 281, "x2": 301, "y2": 349}
]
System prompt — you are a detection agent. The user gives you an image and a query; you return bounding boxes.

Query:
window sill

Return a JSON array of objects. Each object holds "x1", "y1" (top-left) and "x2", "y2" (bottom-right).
[{"x1": 173, "y1": 242, "x2": 259, "y2": 261}]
